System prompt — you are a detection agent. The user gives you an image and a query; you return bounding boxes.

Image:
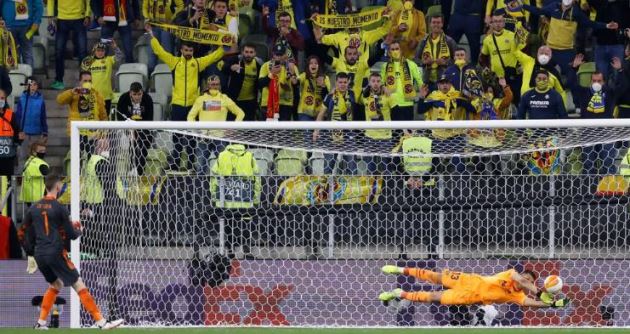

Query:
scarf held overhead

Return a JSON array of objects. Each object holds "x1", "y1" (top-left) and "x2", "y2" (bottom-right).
[
  {"x1": 385, "y1": 59, "x2": 416, "y2": 100},
  {"x1": 150, "y1": 22, "x2": 235, "y2": 46},
  {"x1": 313, "y1": 7, "x2": 387, "y2": 29}
]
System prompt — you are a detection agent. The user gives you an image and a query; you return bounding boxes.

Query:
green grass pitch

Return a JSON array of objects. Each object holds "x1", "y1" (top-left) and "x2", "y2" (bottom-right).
[{"x1": 1, "y1": 328, "x2": 630, "y2": 334}]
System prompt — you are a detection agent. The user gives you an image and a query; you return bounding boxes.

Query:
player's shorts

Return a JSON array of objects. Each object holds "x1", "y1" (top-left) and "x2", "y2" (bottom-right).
[{"x1": 35, "y1": 251, "x2": 80, "y2": 286}]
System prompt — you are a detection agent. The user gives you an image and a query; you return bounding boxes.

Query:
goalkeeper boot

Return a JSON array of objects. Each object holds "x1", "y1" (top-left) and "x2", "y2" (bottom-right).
[
  {"x1": 381, "y1": 265, "x2": 404, "y2": 275},
  {"x1": 378, "y1": 288, "x2": 403, "y2": 302},
  {"x1": 99, "y1": 318, "x2": 124, "y2": 330},
  {"x1": 34, "y1": 322, "x2": 49, "y2": 330}
]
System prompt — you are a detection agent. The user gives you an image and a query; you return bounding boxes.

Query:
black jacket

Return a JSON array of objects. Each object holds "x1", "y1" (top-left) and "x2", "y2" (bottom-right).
[
  {"x1": 91, "y1": 0, "x2": 140, "y2": 23},
  {"x1": 0, "y1": 66, "x2": 12, "y2": 97},
  {"x1": 116, "y1": 92, "x2": 154, "y2": 121},
  {"x1": 221, "y1": 55, "x2": 263, "y2": 102}
]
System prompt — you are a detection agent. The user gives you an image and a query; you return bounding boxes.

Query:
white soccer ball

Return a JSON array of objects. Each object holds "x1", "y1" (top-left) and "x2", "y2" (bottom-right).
[{"x1": 544, "y1": 275, "x2": 564, "y2": 294}]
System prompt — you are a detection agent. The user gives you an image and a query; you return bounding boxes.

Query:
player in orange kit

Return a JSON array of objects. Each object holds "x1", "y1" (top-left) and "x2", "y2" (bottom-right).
[{"x1": 378, "y1": 265, "x2": 569, "y2": 308}]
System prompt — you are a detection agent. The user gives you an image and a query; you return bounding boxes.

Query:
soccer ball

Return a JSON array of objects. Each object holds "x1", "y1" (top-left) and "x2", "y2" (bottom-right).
[{"x1": 544, "y1": 275, "x2": 564, "y2": 294}]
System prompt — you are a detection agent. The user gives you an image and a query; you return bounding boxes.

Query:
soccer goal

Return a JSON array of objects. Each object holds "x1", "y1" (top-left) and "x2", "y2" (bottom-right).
[{"x1": 69, "y1": 119, "x2": 630, "y2": 328}]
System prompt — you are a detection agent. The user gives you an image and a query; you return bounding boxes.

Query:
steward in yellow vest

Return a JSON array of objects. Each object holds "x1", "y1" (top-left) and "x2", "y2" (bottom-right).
[
  {"x1": 211, "y1": 144, "x2": 261, "y2": 208},
  {"x1": 19, "y1": 141, "x2": 49, "y2": 204}
]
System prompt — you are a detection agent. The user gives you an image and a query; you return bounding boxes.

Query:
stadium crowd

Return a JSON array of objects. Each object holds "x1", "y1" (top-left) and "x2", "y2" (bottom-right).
[{"x1": 1, "y1": 0, "x2": 630, "y2": 204}]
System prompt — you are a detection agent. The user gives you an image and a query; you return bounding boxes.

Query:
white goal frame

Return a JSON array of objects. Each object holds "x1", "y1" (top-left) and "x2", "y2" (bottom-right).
[{"x1": 69, "y1": 118, "x2": 630, "y2": 328}]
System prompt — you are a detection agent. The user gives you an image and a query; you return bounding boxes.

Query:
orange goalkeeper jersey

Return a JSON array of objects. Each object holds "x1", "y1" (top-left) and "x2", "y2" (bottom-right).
[{"x1": 441, "y1": 269, "x2": 527, "y2": 305}]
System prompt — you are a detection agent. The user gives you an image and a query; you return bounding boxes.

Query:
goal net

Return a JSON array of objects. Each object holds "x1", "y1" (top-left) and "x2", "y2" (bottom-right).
[{"x1": 69, "y1": 119, "x2": 630, "y2": 328}]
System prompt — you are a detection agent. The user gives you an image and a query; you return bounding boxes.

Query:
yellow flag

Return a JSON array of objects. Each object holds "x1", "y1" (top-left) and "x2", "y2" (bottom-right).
[
  {"x1": 312, "y1": 7, "x2": 387, "y2": 29},
  {"x1": 150, "y1": 22, "x2": 235, "y2": 46}
]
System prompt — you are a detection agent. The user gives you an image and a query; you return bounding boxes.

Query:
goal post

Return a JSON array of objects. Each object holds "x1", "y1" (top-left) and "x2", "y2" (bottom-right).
[{"x1": 69, "y1": 119, "x2": 630, "y2": 328}]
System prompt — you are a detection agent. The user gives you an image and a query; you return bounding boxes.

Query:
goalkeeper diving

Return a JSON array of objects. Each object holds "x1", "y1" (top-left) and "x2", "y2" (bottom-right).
[{"x1": 378, "y1": 265, "x2": 569, "y2": 308}]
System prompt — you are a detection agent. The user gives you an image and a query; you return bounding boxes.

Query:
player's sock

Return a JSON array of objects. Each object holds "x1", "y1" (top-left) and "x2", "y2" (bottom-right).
[
  {"x1": 404, "y1": 268, "x2": 441, "y2": 284},
  {"x1": 77, "y1": 288, "x2": 104, "y2": 322},
  {"x1": 39, "y1": 287, "x2": 59, "y2": 322},
  {"x1": 401, "y1": 291, "x2": 432, "y2": 302}
]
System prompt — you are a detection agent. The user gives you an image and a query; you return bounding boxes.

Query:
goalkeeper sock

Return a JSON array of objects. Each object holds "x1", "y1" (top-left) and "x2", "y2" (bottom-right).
[
  {"x1": 39, "y1": 287, "x2": 59, "y2": 322},
  {"x1": 77, "y1": 288, "x2": 104, "y2": 322},
  {"x1": 401, "y1": 291, "x2": 432, "y2": 303},
  {"x1": 404, "y1": 268, "x2": 441, "y2": 284}
]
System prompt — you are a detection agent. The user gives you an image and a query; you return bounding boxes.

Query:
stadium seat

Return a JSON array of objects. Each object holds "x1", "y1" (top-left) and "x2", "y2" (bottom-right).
[
  {"x1": 309, "y1": 152, "x2": 326, "y2": 176},
  {"x1": 371, "y1": 61, "x2": 385, "y2": 73},
  {"x1": 116, "y1": 63, "x2": 148, "y2": 93},
  {"x1": 149, "y1": 92, "x2": 169, "y2": 121},
  {"x1": 110, "y1": 92, "x2": 122, "y2": 119},
  {"x1": 144, "y1": 149, "x2": 168, "y2": 176},
  {"x1": 8, "y1": 64, "x2": 33, "y2": 107},
  {"x1": 151, "y1": 63, "x2": 173, "y2": 98},
  {"x1": 577, "y1": 62, "x2": 596, "y2": 88},
  {"x1": 239, "y1": 14, "x2": 252, "y2": 38},
  {"x1": 275, "y1": 149, "x2": 308, "y2": 176},
  {"x1": 250, "y1": 148, "x2": 275, "y2": 176},
  {"x1": 134, "y1": 33, "x2": 151, "y2": 66},
  {"x1": 32, "y1": 36, "x2": 48, "y2": 74}
]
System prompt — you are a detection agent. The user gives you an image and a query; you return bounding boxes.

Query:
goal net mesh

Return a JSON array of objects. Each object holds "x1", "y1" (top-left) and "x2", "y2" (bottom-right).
[{"x1": 73, "y1": 121, "x2": 630, "y2": 327}]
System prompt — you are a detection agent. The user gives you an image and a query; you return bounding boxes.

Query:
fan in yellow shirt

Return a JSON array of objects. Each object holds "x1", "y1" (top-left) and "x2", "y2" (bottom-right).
[
  {"x1": 360, "y1": 72, "x2": 395, "y2": 175},
  {"x1": 81, "y1": 41, "x2": 124, "y2": 116},
  {"x1": 259, "y1": 44, "x2": 299, "y2": 121},
  {"x1": 326, "y1": 46, "x2": 370, "y2": 99},
  {"x1": 187, "y1": 75, "x2": 244, "y2": 175},
  {"x1": 297, "y1": 56, "x2": 330, "y2": 121}
]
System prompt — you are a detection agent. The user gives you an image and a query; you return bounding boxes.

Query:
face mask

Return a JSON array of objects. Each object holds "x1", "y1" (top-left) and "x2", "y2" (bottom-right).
[
  {"x1": 562, "y1": 0, "x2": 573, "y2": 6},
  {"x1": 403, "y1": 1, "x2": 413, "y2": 10},
  {"x1": 37, "y1": 152, "x2": 46, "y2": 159},
  {"x1": 537, "y1": 54, "x2": 550, "y2": 65},
  {"x1": 536, "y1": 80, "x2": 549, "y2": 91},
  {"x1": 591, "y1": 82, "x2": 603, "y2": 92},
  {"x1": 100, "y1": 150, "x2": 110, "y2": 158},
  {"x1": 209, "y1": 89, "x2": 220, "y2": 96},
  {"x1": 390, "y1": 50, "x2": 401, "y2": 60},
  {"x1": 0, "y1": 99, "x2": 5, "y2": 108},
  {"x1": 82, "y1": 82, "x2": 92, "y2": 90},
  {"x1": 454, "y1": 59, "x2": 466, "y2": 67}
]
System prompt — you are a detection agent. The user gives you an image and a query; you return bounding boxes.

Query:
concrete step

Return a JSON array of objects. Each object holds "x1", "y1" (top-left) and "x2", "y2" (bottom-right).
[{"x1": 43, "y1": 136, "x2": 69, "y2": 147}]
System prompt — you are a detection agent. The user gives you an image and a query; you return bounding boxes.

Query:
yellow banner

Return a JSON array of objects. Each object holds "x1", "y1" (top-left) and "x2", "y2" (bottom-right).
[
  {"x1": 274, "y1": 176, "x2": 383, "y2": 205},
  {"x1": 150, "y1": 22, "x2": 235, "y2": 46},
  {"x1": 312, "y1": 7, "x2": 386, "y2": 29}
]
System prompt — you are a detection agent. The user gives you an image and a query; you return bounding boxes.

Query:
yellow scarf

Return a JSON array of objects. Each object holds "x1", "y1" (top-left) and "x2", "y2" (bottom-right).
[
  {"x1": 276, "y1": 0, "x2": 296, "y2": 29},
  {"x1": 385, "y1": 59, "x2": 416, "y2": 100},
  {"x1": 425, "y1": 88, "x2": 461, "y2": 121},
  {"x1": 15, "y1": 0, "x2": 29, "y2": 20},
  {"x1": 0, "y1": 29, "x2": 17, "y2": 69},
  {"x1": 421, "y1": 33, "x2": 450, "y2": 81},
  {"x1": 398, "y1": 9, "x2": 414, "y2": 39}
]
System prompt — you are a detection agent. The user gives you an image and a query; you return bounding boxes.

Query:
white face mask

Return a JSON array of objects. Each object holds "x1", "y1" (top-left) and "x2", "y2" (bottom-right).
[
  {"x1": 591, "y1": 82, "x2": 603, "y2": 92},
  {"x1": 0, "y1": 99, "x2": 5, "y2": 108},
  {"x1": 100, "y1": 150, "x2": 110, "y2": 158},
  {"x1": 537, "y1": 54, "x2": 551, "y2": 65},
  {"x1": 562, "y1": 0, "x2": 573, "y2": 6}
]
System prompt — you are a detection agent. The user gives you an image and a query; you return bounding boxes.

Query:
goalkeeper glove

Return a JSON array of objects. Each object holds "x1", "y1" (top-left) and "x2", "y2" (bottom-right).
[
  {"x1": 27, "y1": 256, "x2": 38, "y2": 274},
  {"x1": 537, "y1": 291, "x2": 554, "y2": 305},
  {"x1": 550, "y1": 298, "x2": 570, "y2": 308}
]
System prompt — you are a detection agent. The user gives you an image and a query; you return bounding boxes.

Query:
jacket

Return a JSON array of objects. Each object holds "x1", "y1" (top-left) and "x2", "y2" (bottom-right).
[
  {"x1": 150, "y1": 36, "x2": 224, "y2": 107},
  {"x1": 116, "y1": 91, "x2": 154, "y2": 121},
  {"x1": 0, "y1": 65, "x2": 12, "y2": 96},
  {"x1": 15, "y1": 91, "x2": 47, "y2": 136},
  {"x1": 0, "y1": 0, "x2": 43, "y2": 28},
  {"x1": 57, "y1": 88, "x2": 107, "y2": 136},
  {"x1": 142, "y1": 0, "x2": 184, "y2": 23},
  {"x1": 568, "y1": 66, "x2": 627, "y2": 119},
  {"x1": 221, "y1": 55, "x2": 263, "y2": 102},
  {"x1": 47, "y1": 0, "x2": 91, "y2": 20}
]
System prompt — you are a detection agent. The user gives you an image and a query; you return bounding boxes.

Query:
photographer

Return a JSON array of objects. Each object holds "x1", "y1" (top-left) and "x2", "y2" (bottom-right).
[
  {"x1": 57, "y1": 71, "x2": 107, "y2": 156},
  {"x1": 15, "y1": 77, "x2": 47, "y2": 170}
]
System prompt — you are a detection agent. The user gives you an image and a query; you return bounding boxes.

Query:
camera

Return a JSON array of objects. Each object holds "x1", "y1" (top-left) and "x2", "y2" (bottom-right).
[
  {"x1": 20, "y1": 79, "x2": 34, "y2": 87},
  {"x1": 273, "y1": 60, "x2": 283, "y2": 67},
  {"x1": 100, "y1": 38, "x2": 112, "y2": 44}
]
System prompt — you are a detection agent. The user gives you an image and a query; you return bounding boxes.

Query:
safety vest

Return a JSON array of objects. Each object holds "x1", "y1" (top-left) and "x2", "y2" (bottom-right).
[
  {"x1": 402, "y1": 136, "x2": 433, "y2": 176},
  {"x1": 19, "y1": 156, "x2": 49, "y2": 203},
  {"x1": 211, "y1": 144, "x2": 260, "y2": 208},
  {"x1": 81, "y1": 154, "x2": 108, "y2": 204},
  {"x1": 619, "y1": 150, "x2": 630, "y2": 179},
  {"x1": 0, "y1": 109, "x2": 16, "y2": 159}
]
